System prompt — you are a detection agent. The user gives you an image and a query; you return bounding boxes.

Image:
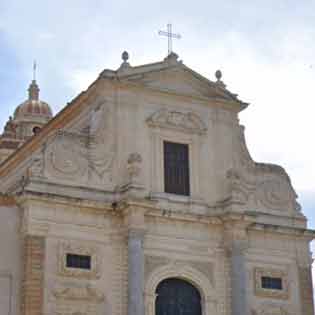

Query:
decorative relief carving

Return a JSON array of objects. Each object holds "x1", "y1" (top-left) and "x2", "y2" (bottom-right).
[
  {"x1": 145, "y1": 255, "x2": 213, "y2": 285},
  {"x1": 256, "y1": 179, "x2": 297, "y2": 211},
  {"x1": 254, "y1": 268, "x2": 289, "y2": 300},
  {"x1": 146, "y1": 109, "x2": 207, "y2": 134},
  {"x1": 58, "y1": 242, "x2": 101, "y2": 279},
  {"x1": 224, "y1": 165, "x2": 300, "y2": 212},
  {"x1": 230, "y1": 125, "x2": 301, "y2": 213},
  {"x1": 145, "y1": 260, "x2": 216, "y2": 315},
  {"x1": 45, "y1": 103, "x2": 116, "y2": 186},
  {"x1": 53, "y1": 283, "x2": 105, "y2": 315},
  {"x1": 225, "y1": 169, "x2": 250, "y2": 205},
  {"x1": 252, "y1": 303, "x2": 289, "y2": 315},
  {"x1": 87, "y1": 103, "x2": 115, "y2": 181},
  {"x1": 27, "y1": 153, "x2": 45, "y2": 178},
  {"x1": 53, "y1": 285, "x2": 104, "y2": 302},
  {"x1": 47, "y1": 130, "x2": 88, "y2": 179},
  {"x1": 127, "y1": 153, "x2": 143, "y2": 184}
]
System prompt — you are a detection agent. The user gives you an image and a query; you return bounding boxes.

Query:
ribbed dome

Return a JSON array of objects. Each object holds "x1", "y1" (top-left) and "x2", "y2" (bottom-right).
[
  {"x1": 13, "y1": 80, "x2": 53, "y2": 122},
  {"x1": 14, "y1": 100, "x2": 53, "y2": 120}
]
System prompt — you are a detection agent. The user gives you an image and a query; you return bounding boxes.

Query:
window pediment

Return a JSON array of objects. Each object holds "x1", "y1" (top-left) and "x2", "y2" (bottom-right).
[{"x1": 146, "y1": 109, "x2": 207, "y2": 135}]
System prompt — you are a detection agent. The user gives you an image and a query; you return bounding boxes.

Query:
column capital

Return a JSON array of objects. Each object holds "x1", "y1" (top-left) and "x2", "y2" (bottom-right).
[
  {"x1": 123, "y1": 204, "x2": 147, "y2": 232},
  {"x1": 221, "y1": 212, "x2": 254, "y2": 253}
]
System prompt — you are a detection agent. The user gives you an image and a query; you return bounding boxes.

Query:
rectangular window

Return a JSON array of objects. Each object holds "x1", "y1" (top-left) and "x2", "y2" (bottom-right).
[
  {"x1": 66, "y1": 253, "x2": 91, "y2": 270},
  {"x1": 261, "y1": 276, "x2": 283, "y2": 290},
  {"x1": 164, "y1": 141, "x2": 190, "y2": 196}
]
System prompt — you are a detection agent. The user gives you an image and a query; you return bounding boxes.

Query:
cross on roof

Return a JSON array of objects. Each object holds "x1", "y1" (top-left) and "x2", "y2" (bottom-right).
[
  {"x1": 158, "y1": 23, "x2": 181, "y2": 56},
  {"x1": 33, "y1": 60, "x2": 37, "y2": 81}
]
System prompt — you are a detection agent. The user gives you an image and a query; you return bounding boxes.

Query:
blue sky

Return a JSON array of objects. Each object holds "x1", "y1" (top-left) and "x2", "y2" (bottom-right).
[{"x1": 1, "y1": 0, "x2": 314, "y2": 259}]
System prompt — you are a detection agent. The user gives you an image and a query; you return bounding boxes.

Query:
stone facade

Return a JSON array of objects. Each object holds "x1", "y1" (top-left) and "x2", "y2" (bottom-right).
[
  {"x1": 0, "y1": 52, "x2": 313, "y2": 315},
  {"x1": 21, "y1": 236, "x2": 45, "y2": 315}
]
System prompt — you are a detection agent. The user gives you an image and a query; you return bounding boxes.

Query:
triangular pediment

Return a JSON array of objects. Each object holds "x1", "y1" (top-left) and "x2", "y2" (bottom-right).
[{"x1": 117, "y1": 61, "x2": 244, "y2": 106}]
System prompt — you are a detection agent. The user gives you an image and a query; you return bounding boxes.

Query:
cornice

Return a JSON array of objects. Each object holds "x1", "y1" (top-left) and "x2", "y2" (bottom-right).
[{"x1": 249, "y1": 222, "x2": 315, "y2": 240}]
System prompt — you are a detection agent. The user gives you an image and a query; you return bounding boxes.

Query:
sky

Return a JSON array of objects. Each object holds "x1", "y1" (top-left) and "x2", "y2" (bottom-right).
[{"x1": 1, "y1": 0, "x2": 315, "y2": 284}]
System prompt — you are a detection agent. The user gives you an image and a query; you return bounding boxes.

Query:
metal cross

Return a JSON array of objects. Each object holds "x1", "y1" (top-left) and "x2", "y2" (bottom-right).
[
  {"x1": 158, "y1": 23, "x2": 181, "y2": 55},
  {"x1": 33, "y1": 60, "x2": 37, "y2": 81}
]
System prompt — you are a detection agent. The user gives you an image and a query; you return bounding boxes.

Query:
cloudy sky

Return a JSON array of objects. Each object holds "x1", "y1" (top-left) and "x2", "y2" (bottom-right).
[{"x1": 1, "y1": 0, "x2": 314, "y2": 261}]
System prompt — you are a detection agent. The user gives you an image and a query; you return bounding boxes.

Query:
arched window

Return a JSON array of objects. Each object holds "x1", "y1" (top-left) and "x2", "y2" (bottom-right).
[
  {"x1": 155, "y1": 278, "x2": 201, "y2": 315},
  {"x1": 32, "y1": 126, "x2": 41, "y2": 135}
]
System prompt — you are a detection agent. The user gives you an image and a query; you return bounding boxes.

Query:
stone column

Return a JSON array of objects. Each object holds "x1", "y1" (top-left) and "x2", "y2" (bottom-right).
[
  {"x1": 230, "y1": 241, "x2": 247, "y2": 315},
  {"x1": 128, "y1": 228, "x2": 145, "y2": 315},
  {"x1": 223, "y1": 215, "x2": 252, "y2": 315},
  {"x1": 123, "y1": 205, "x2": 146, "y2": 315}
]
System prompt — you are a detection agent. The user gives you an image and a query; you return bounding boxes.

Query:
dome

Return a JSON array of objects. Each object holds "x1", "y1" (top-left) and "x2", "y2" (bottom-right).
[
  {"x1": 14, "y1": 99, "x2": 53, "y2": 120},
  {"x1": 13, "y1": 80, "x2": 53, "y2": 122}
]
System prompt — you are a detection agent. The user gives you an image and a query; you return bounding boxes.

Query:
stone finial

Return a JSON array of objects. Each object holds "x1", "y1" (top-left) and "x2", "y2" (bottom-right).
[
  {"x1": 164, "y1": 52, "x2": 179, "y2": 65},
  {"x1": 215, "y1": 69, "x2": 226, "y2": 88},
  {"x1": 118, "y1": 51, "x2": 131, "y2": 72},
  {"x1": 2, "y1": 116, "x2": 17, "y2": 139},
  {"x1": 215, "y1": 70, "x2": 222, "y2": 81},
  {"x1": 122, "y1": 51, "x2": 129, "y2": 62},
  {"x1": 28, "y1": 80, "x2": 40, "y2": 100}
]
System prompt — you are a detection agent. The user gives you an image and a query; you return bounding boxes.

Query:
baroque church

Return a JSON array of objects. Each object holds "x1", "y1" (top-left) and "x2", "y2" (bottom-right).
[{"x1": 0, "y1": 51, "x2": 314, "y2": 315}]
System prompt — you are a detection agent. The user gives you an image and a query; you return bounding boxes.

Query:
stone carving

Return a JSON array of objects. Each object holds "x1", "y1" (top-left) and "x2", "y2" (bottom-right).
[
  {"x1": 53, "y1": 284, "x2": 105, "y2": 315},
  {"x1": 254, "y1": 268, "x2": 289, "y2": 300},
  {"x1": 256, "y1": 179, "x2": 297, "y2": 211},
  {"x1": 87, "y1": 103, "x2": 115, "y2": 180},
  {"x1": 223, "y1": 126, "x2": 301, "y2": 213},
  {"x1": 146, "y1": 109, "x2": 207, "y2": 134},
  {"x1": 145, "y1": 255, "x2": 213, "y2": 285},
  {"x1": 53, "y1": 285, "x2": 104, "y2": 302},
  {"x1": 2, "y1": 116, "x2": 17, "y2": 139},
  {"x1": 226, "y1": 169, "x2": 249, "y2": 205},
  {"x1": 46, "y1": 103, "x2": 115, "y2": 185},
  {"x1": 27, "y1": 153, "x2": 45, "y2": 178},
  {"x1": 127, "y1": 153, "x2": 142, "y2": 184},
  {"x1": 252, "y1": 303, "x2": 289, "y2": 315},
  {"x1": 47, "y1": 130, "x2": 87, "y2": 178},
  {"x1": 58, "y1": 242, "x2": 101, "y2": 279}
]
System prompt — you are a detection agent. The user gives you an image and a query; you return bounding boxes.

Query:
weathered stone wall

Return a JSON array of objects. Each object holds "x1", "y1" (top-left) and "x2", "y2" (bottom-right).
[
  {"x1": 21, "y1": 236, "x2": 45, "y2": 315},
  {"x1": 299, "y1": 266, "x2": 314, "y2": 315},
  {"x1": 0, "y1": 204, "x2": 22, "y2": 315}
]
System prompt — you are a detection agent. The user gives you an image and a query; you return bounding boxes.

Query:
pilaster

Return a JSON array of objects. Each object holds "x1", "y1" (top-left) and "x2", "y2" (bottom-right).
[
  {"x1": 296, "y1": 243, "x2": 314, "y2": 315},
  {"x1": 17, "y1": 195, "x2": 46, "y2": 315},
  {"x1": 21, "y1": 235, "x2": 45, "y2": 315}
]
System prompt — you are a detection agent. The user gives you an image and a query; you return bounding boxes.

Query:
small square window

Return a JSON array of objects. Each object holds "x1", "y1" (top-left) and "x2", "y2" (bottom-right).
[
  {"x1": 254, "y1": 268, "x2": 288, "y2": 299},
  {"x1": 261, "y1": 276, "x2": 283, "y2": 290},
  {"x1": 66, "y1": 253, "x2": 91, "y2": 270}
]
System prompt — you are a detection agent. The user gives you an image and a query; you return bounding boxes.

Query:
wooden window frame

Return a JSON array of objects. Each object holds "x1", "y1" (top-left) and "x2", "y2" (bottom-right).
[{"x1": 163, "y1": 141, "x2": 190, "y2": 196}]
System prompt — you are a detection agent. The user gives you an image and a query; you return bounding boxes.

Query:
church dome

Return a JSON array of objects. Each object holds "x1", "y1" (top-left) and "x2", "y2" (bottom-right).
[{"x1": 13, "y1": 80, "x2": 53, "y2": 122}]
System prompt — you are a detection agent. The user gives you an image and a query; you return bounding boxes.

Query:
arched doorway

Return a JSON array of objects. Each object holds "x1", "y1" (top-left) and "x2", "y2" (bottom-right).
[{"x1": 155, "y1": 278, "x2": 202, "y2": 315}]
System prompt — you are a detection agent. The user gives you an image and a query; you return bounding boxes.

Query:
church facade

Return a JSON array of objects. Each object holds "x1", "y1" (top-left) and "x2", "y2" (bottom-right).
[{"x1": 0, "y1": 52, "x2": 313, "y2": 315}]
